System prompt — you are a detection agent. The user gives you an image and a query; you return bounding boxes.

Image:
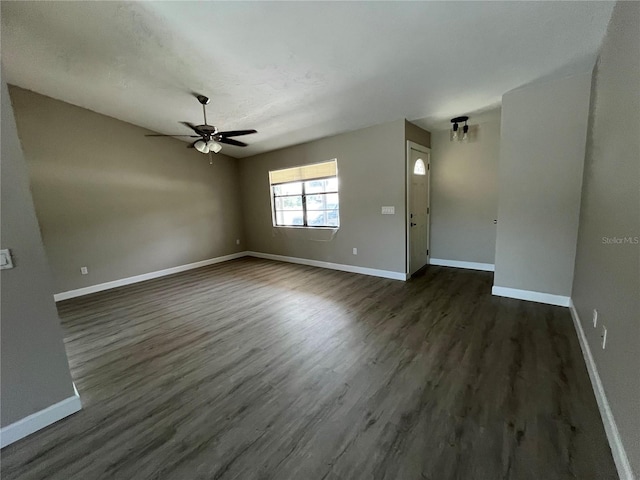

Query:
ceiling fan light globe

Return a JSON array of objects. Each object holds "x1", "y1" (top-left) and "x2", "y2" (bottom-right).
[
  {"x1": 194, "y1": 140, "x2": 208, "y2": 153},
  {"x1": 207, "y1": 141, "x2": 222, "y2": 154}
]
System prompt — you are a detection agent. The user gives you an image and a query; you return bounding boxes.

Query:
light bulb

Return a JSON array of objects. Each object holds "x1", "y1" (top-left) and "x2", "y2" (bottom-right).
[
  {"x1": 462, "y1": 124, "x2": 469, "y2": 141},
  {"x1": 207, "y1": 141, "x2": 222, "y2": 154},
  {"x1": 194, "y1": 140, "x2": 208, "y2": 153}
]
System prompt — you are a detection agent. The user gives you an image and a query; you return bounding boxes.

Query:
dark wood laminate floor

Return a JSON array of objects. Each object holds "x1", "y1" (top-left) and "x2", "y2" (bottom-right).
[{"x1": 1, "y1": 258, "x2": 617, "y2": 480}]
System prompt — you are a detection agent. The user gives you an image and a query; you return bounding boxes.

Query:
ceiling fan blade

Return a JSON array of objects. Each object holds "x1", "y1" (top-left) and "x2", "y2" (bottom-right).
[
  {"x1": 145, "y1": 134, "x2": 199, "y2": 137},
  {"x1": 181, "y1": 122, "x2": 205, "y2": 135},
  {"x1": 218, "y1": 129, "x2": 257, "y2": 137},
  {"x1": 218, "y1": 137, "x2": 248, "y2": 147}
]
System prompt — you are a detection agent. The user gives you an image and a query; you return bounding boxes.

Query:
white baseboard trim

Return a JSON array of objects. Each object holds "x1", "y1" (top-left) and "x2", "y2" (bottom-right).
[
  {"x1": 53, "y1": 251, "x2": 406, "y2": 300},
  {"x1": 491, "y1": 286, "x2": 571, "y2": 307},
  {"x1": 246, "y1": 251, "x2": 406, "y2": 281},
  {"x1": 429, "y1": 258, "x2": 495, "y2": 272},
  {"x1": 569, "y1": 301, "x2": 635, "y2": 480},
  {"x1": 54, "y1": 252, "x2": 247, "y2": 301},
  {"x1": 1, "y1": 384, "x2": 82, "y2": 449}
]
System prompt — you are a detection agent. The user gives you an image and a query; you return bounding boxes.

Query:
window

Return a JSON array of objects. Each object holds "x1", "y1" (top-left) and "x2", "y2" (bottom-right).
[
  {"x1": 413, "y1": 158, "x2": 426, "y2": 175},
  {"x1": 269, "y1": 160, "x2": 339, "y2": 228}
]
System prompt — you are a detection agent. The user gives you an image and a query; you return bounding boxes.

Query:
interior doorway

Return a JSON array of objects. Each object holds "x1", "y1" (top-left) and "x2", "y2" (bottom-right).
[{"x1": 406, "y1": 141, "x2": 431, "y2": 276}]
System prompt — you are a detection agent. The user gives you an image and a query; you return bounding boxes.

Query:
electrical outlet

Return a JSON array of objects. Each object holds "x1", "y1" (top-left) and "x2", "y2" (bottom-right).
[
  {"x1": 601, "y1": 326, "x2": 607, "y2": 349},
  {"x1": 80, "y1": 266, "x2": 88, "y2": 275},
  {"x1": 352, "y1": 247, "x2": 358, "y2": 255},
  {"x1": 592, "y1": 309, "x2": 598, "y2": 328}
]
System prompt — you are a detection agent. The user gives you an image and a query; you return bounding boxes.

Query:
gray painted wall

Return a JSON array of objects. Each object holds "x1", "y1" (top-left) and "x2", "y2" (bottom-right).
[
  {"x1": 240, "y1": 119, "x2": 414, "y2": 274},
  {"x1": 405, "y1": 120, "x2": 431, "y2": 148},
  {"x1": 9, "y1": 87, "x2": 245, "y2": 294},
  {"x1": 494, "y1": 71, "x2": 592, "y2": 296},
  {"x1": 1, "y1": 76, "x2": 76, "y2": 427},
  {"x1": 571, "y1": 2, "x2": 640, "y2": 475},
  {"x1": 430, "y1": 118, "x2": 500, "y2": 264}
]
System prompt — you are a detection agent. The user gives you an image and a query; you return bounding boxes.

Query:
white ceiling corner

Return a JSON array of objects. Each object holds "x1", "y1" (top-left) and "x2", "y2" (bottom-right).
[{"x1": 1, "y1": 1, "x2": 614, "y2": 158}]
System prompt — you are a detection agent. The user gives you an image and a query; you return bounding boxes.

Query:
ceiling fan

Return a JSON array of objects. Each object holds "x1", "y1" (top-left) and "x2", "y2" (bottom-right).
[{"x1": 145, "y1": 94, "x2": 257, "y2": 163}]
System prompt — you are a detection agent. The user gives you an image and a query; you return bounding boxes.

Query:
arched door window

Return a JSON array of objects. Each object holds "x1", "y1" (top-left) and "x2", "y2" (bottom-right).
[{"x1": 413, "y1": 158, "x2": 426, "y2": 175}]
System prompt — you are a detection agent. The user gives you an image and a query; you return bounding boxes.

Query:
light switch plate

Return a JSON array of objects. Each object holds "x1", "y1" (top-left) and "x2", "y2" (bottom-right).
[
  {"x1": 0, "y1": 249, "x2": 14, "y2": 269},
  {"x1": 381, "y1": 206, "x2": 395, "y2": 215}
]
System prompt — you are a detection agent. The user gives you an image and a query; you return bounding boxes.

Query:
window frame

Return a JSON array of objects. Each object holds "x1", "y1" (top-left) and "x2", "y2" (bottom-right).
[{"x1": 270, "y1": 168, "x2": 340, "y2": 229}]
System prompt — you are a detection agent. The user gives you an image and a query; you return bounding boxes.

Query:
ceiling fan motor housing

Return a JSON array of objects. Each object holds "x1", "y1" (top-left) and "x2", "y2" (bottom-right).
[{"x1": 196, "y1": 124, "x2": 218, "y2": 136}]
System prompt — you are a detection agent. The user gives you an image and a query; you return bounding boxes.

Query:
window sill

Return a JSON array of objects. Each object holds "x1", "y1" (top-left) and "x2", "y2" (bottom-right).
[
  {"x1": 272, "y1": 225, "x2": 340, "y2": 230},
  {"x1": 271, "y1": 226, "x2": 339, "y2": 242}
]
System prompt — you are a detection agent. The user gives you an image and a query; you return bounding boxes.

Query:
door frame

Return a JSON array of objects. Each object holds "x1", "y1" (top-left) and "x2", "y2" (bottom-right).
[{"x1": 406, "y1": 140, "x2": 431, "y2": 276}]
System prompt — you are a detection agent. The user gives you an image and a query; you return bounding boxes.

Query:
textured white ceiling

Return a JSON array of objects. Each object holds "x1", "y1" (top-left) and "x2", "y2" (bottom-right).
[{"x1": 1, "y1": 1, "x2": 614, "y2": 157}]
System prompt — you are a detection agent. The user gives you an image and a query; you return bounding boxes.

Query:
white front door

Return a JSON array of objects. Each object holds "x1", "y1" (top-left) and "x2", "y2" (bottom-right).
[{"x1": 408, "y1": 146, "x2": 430, "y2": 275}]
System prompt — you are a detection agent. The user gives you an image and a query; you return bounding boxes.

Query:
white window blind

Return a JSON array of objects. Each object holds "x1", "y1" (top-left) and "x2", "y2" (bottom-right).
[{"x1": 269, "y1": 160, "x2": 337, "y2": 185}]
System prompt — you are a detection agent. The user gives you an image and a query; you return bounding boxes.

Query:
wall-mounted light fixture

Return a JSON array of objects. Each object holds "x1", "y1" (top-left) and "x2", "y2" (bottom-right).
[{"x1": 450, "y1": 116, "x2": 470, "y2": 142}]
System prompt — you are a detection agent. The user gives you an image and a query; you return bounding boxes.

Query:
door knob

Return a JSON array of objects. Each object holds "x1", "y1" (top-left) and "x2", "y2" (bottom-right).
[{"x1": 410, "y1": 222, "x2": 417, "y2": 227}]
